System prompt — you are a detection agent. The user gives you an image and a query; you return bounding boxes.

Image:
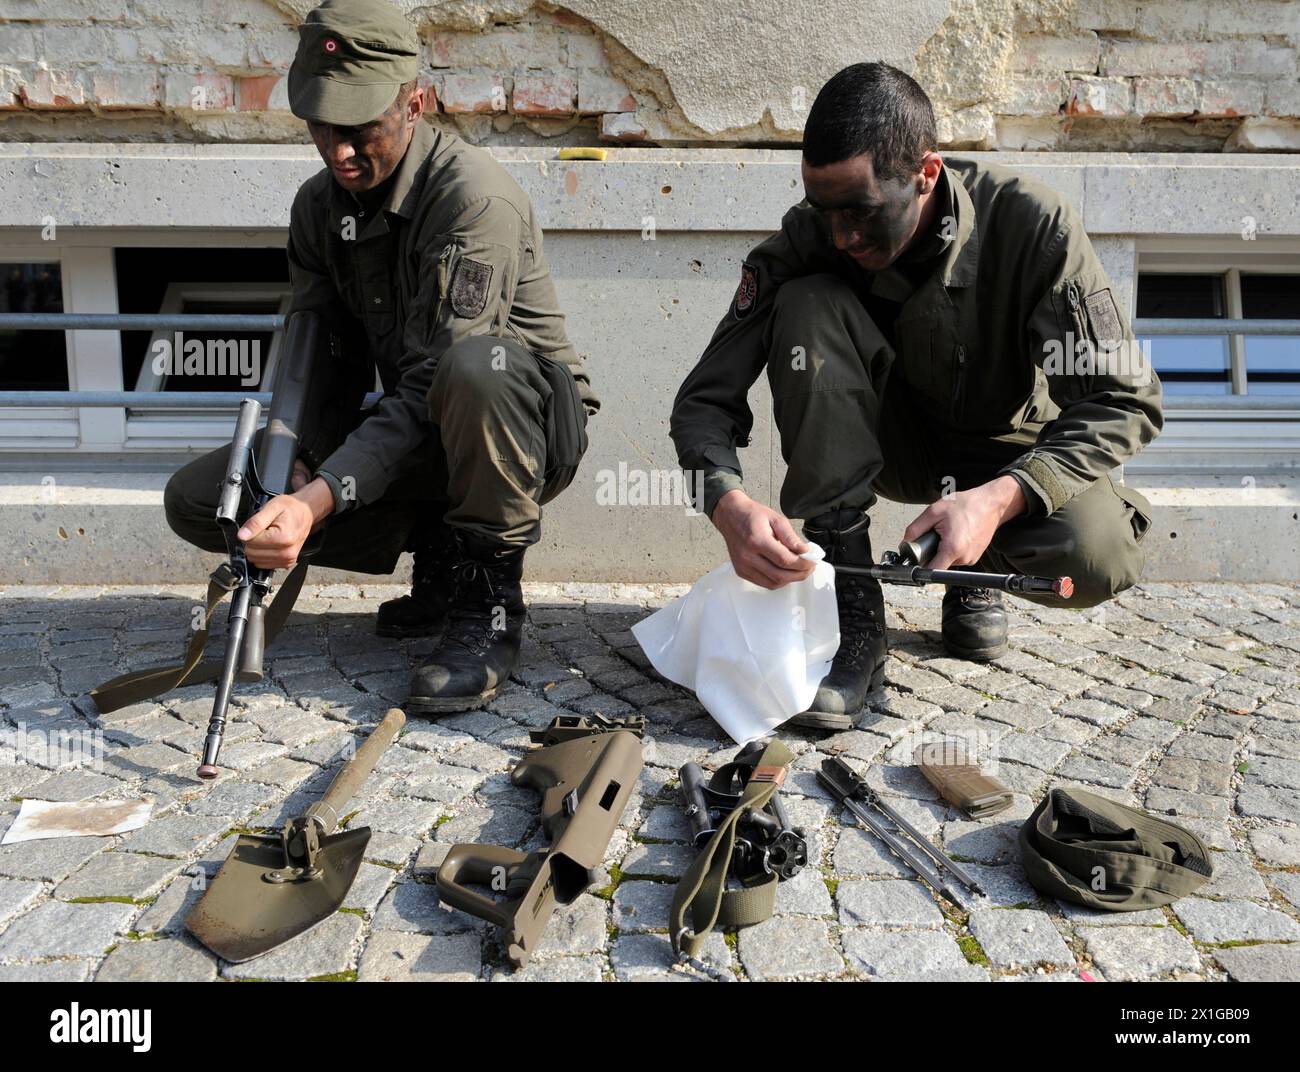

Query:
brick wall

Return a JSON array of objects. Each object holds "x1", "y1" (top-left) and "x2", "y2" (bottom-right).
[{"x1": 0, "y1": 0, "x2": 1296, "y2": 150}]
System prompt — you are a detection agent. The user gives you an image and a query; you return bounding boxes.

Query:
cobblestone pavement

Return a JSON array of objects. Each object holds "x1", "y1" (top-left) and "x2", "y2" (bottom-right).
[{"x1": 1, "y1": 579, "x2": 1299, "y2": 982}]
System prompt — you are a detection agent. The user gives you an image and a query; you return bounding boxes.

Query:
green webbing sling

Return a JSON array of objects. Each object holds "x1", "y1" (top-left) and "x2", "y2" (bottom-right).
[
  {"x1": 669, "y1": 738, "x2": 795, "y2": 959},
  {"x1": 90, "y1": 561, "x2": 308, "y2": 713}
]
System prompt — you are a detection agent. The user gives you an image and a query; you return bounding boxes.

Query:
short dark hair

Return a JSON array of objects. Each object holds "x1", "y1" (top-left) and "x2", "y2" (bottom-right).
[{"x1": 802, "y1": 63, "x2": 937, "y2": 181}]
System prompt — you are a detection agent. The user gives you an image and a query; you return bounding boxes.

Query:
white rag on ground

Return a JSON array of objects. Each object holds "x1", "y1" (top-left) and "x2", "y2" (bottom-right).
[
  {"x1": 1, "y1": 798, "x2": 153, "y2": 844},
  {"x1": 632, "y1": 545, "x2": 840, "y2": 743}
]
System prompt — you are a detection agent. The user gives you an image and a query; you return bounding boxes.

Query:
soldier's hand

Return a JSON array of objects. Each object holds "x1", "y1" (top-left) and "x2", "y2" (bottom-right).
[
  {"x1": 237, "y1": 494, "x2": 315, "y2": 569},
  {"x1": 290, "y1": 458, "x2": 312, "y2": 492},
  {"x1": 712, "y1": 490, "x2": 816, "y2": 590},
  {"x1": 904, "y1": 476, "x2": 1026, "y2": 570}
]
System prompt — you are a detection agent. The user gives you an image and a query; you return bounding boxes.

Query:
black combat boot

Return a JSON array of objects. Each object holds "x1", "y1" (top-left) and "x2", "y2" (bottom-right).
[
  {"x1": 376, "y1": 517, "x2": 458, "y2": 638},
  {"x1": 406, "y1": 533, "x2": 526, "y2": 714},
  {"x1": 941, "y1": 586, "x2": 1008, "y2": 661},
  {"x1": 784, "y1": 508, "x2": 888, "y2": 732}
]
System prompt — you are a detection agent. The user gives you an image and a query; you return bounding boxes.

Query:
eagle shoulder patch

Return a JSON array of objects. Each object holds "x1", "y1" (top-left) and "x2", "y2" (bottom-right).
[
  {"x1": 733, "y1": 261, "x2": 759, "y2": 319},
  {"x1": 1084, "y1": 287, "x2": 1122, "y2": 349},
  {"x1": 449, "y1": 257, "x2": 494, "y2": 319}
]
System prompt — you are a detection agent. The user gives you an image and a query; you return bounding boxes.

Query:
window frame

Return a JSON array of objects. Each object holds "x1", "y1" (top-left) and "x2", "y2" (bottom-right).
[
  {"x1": 1132, "y1": 238, "x2": 1300, "y2": 473},
  {"x1": 0, "y1": 229, "x2": 289, "y2": 455},
  {"x1": 125, "y1": 280, "x2": 292, "y2": 451}
]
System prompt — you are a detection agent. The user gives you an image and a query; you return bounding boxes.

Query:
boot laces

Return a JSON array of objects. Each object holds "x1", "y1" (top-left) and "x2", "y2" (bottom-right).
[
  {"x1": 441, "y1": 558, "x2": 509, "y2": 657},
  {"x1": 956, "y1": 586, "x2": 998, "y2": 609},
  {"x1": 835, "y1": 578, "x2": 881, "y2": 670}
]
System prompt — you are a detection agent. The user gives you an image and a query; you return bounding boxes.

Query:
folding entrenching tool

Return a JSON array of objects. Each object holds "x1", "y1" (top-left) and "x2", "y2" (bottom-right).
[{"x1": 186, "y1": 707, "x2": 405, "y2": 962}]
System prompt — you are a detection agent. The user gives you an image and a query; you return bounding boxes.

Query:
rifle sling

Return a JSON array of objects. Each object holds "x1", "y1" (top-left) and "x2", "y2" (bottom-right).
[
  {"x1": 90, "y1": 561, "x2": 308, "y2": 713},
  {"x1": 669, "y1": 738, "x2": 794, "y2": 959}
]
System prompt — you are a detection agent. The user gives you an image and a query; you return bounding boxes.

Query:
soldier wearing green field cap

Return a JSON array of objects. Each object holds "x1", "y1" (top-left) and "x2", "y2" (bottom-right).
[{"x1": 164, "y1": 0, "x2": 596, "y2": 714}]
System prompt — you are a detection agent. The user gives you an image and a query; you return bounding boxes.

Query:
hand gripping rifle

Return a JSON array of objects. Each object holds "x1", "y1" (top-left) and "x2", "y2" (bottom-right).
[
  {"x1": 836, "y1": 529, "x2": 1074, "y2": 599},
  {"x1": 91, "y1": 311, "x2": 368, "y2": 780}
]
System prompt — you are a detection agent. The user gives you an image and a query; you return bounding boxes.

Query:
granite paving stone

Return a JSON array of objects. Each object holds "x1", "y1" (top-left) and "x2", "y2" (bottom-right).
[
  {"x1": 737, "y1": 916, "x2": 844, "y2": 980},
  {"x1": 0, "y1": 899, "x2": 137, "y2": 960},
  {"x1": 117, "y1": 814, "x2": 231, "y2": 858},
  {"x1": 1213, "y1": 943, "x2": 1300, "y2": 982},
  {"x1": 95, "y1": 936, "x2": 217, "y2": 982},
  {"x1": 1173, "y1": 897, "x2": 1300, "y2": 943},
  {"x1": 0, "y1": 960, "x2": 95, "y2": 981},
  {"x1": 837, "y1": 879, "x2": 945, "y2": 928},
  {"x1": 358, "y1": 931, "x2": 481, "y2": 982},
  {"x1": 968, "y1": 908, "x2": 1074, "y2": 969},
  {"x1": 1078, "y1": 926, "x2": 1201, "y2": 980},
  {"x1": 1249, "y1": 826, "x2": 1300, "y2": 865},
  {"x1": 54, "y1": 851, "x2": 182, "y2": 901},
  {"x1": 0, "y1": 877, "x2": 44, "y2": 926},
  {"x1": 842, "y1": 927, "x2": 988, "y2": 981}
]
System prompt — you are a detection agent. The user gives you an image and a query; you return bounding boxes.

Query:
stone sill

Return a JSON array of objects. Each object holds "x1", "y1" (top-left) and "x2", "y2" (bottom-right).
[
  {"x1": 3, "y1": 472, "x2": 1296, "y2": 585},
  {"x1": 1, "y1": 145, "x2": 1298, "y2": 236}
]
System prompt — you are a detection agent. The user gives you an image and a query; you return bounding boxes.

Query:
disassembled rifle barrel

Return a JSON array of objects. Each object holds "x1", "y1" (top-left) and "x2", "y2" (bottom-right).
[
  {"x1": 835, "y1": 528, "x2": 1074, "y2": 599},
  {"x1": 818, "y1": 757, "x2": 984, "y2": 903}
]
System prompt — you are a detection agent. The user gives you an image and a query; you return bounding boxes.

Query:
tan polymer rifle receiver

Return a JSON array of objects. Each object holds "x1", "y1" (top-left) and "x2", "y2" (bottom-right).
[{"x1": 436, "y1": 714, "x2": 645, "y2": 968}]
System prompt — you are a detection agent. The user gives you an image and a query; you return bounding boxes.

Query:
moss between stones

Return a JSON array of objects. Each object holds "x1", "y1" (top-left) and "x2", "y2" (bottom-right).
[
  {"x1": 592, "y1": 863, "x2": 624, "y2": 900},
  {"x1": 64, "y1": 895, "x2": 146, "y2": 905},
  {"x1": 957, "y1": 934, "x2": 990, "y2": 967},
  {"x1": 307, "y1": 969, "x2": 357, "y2": 982}
]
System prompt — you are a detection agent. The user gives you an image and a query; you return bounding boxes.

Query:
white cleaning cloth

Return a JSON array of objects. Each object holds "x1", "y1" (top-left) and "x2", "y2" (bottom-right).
[{"x1": 632, "y1": 545, "x2": 839, "y2": 743}]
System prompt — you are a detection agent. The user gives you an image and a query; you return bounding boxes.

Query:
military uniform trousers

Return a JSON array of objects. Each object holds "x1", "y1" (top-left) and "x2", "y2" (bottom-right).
[
  {"x1": 164, "y1": 335, "x2": 585, "y2": 573},
  {"x1": 764, "y1": 274, "x2": 1153, "y2": 608}
]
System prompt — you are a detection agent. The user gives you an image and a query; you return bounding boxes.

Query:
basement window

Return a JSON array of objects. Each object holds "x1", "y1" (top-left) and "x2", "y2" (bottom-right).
[
  {"x1": 1132, "y1": 254, "x2": 1300, "y2": 473},
  {"x1": 1136, "y1": 270, "x2": 1300, "y2": 401},
  {"x1": 115, "y1": 247, "x2": 291, "y2": 450}
]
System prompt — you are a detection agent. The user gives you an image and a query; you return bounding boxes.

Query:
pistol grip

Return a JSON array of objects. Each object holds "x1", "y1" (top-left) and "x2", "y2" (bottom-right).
[
  {"x1": 435, "y1": 843, "x2": 532, "y2": 927},
  {"x1": 899, "y1": 529, "x2": 941, "y2": 566}
]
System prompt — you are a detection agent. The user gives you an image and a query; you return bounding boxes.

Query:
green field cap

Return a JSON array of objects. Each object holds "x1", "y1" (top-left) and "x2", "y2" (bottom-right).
[
  {"x1": 1020, "y1": 787, "x2": 1213, "y2": 911},
  {"x1": 289, "y1": 0, "x2": 419, "y2": 126}
]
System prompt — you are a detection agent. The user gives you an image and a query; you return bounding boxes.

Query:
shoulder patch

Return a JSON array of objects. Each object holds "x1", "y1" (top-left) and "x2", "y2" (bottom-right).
[
  {"x1": 733, "y1": 261, "x2": 759, "y2": 319},
  {"x1": 449, "y1": 257, "x2": 494, "y2": 319},
  {"x1": 1084, "y1": 287, "x2": 1122, "y2": 349}
]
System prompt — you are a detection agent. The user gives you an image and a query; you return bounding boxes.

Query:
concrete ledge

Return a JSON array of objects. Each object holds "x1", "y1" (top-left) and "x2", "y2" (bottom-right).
[
  {"x1": 4, "y1": 472, "x2": 1295, "y2": 585},
  {"x1": 2, "y1": 145, "x2": 1298, "y2": 236}
]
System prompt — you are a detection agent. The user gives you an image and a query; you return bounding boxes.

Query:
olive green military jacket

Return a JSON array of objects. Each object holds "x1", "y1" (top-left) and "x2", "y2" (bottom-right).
[
  {"x1": 670, "y1": 158, "x2": 1164, "y2": 518},
  {"x1": 287, "y1": 120, "x2": 596, "y2": 510}
]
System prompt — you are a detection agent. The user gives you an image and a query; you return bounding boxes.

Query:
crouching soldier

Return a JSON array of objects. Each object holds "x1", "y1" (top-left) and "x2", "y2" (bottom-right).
[
  {"x1": 670, "y1": 63, "x2": 1161, "y2": 732},
  {"x1": 163, "y1": 0, "x2": 595, "y2": 713}
]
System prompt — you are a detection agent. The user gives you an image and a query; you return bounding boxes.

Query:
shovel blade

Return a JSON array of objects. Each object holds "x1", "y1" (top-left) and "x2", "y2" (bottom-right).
[{"x1": 187, "y1": 827, "x2": 371, "y2": 963}]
